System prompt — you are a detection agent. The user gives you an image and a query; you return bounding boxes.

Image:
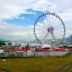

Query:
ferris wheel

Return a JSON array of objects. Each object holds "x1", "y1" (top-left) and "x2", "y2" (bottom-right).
[{"x1": 34, "y1": 12, "x2": 66, "y2": 47}]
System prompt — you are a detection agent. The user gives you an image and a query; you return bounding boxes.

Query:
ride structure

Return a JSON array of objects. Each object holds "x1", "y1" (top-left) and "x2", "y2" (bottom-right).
[{"x1": 34, "y1": 12, "x2": 66, "y2": 48}]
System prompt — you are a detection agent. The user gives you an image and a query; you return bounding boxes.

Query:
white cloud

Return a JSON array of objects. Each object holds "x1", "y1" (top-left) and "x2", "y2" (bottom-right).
[
  {"x1": 0, "y1": 23, "x2": 35, "y2": 41},
  {"x1": 31, "y1": 0, "x2": 58, "y2": 12},
  {"x1": 57, "y1": 8, "x2": 72, "y2": 37},
  {"x1": 50, "y1": 0, "x2": 72, "y2": 10},
  {"x1": 58, "y1": 9, "x2": 72, "y2": 22},
  {"x1": 0, "y1": 0, "x2": 72, "y2": 20},
  {"x1": 0, "y1": 0, "x2": 72, "y2": 41},
  {"x1": 0, "y1": 0, "x2": 59, "y2": 20},
  {"x1": 0, "y1": 21, "x2": 71, "y2": 41},
  {"x1": 0, "y1": 0, "x2": 36, "y2": 19}
]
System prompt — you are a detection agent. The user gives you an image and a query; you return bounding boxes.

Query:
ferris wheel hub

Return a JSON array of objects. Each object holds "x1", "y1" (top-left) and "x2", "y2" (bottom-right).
[{"x1": 47, "y1": 27, "x2": 54, "y2": 33}]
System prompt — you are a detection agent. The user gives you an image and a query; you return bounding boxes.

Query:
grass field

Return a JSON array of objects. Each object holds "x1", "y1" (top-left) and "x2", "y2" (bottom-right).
[{"x1": 0, "y1": 54, "x2": 72, "y2": 72}]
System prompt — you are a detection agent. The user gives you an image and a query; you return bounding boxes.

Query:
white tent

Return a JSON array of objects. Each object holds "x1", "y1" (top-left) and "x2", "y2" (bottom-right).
[
  {"x1": 42, "y1": 44, "x2": 51, "y2": 48},
  {"x1": 27, "y1": 50, "x2": 34, "y2": 57},
  {"x1": 0, "y1": 49, "x2": 4, "y2": 53}
]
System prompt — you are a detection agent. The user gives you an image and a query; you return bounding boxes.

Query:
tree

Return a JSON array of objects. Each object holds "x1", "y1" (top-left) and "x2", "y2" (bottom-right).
[
  {"x1": 8, "y1": 42, "x2": 12, "y2": 46},
  {"x1": 0, "y1": 41, "x2": 6, "y2": 46},
  {"x1": 63, "y1": 45, "x2": 68, "y2": 48},
  {"x1": 25, "y1": 43, "x2": 30, "y2": 48}
]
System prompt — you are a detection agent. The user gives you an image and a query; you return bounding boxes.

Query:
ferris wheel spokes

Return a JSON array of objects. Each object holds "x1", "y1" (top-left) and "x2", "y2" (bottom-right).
[{"x1": 41, "y1": 33, "x2": 49, "y2": 45}]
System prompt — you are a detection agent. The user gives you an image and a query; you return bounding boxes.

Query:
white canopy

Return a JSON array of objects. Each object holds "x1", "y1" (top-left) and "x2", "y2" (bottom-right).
[
  {"x1": 0, "y1": 49, "x2": 4, "y2": 53},
  {"x1": 42, "y1": 44, "x2": 51, "y2": 48}
]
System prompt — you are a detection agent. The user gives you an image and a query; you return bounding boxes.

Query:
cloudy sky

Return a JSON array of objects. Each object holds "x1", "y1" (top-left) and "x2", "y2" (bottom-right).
[{"x1": 0, "y1": 0, "x2": 72, "y2": 41}]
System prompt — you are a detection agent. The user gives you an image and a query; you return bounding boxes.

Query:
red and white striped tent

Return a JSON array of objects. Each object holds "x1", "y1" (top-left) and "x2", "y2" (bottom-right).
[{"x1": 14, "y1": 48, "x2": 30, "y2": 52}]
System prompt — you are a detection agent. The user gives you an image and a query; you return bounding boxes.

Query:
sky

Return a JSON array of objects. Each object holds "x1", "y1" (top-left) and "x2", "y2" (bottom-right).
[{"x1": 0, "y1": 0, "x2": 72, "y2": 41}]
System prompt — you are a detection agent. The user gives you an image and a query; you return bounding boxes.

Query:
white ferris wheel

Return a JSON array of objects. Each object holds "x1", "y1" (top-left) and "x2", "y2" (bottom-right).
[{"x1": 34, "y1": 12, "x2": 66, "y2": 47}]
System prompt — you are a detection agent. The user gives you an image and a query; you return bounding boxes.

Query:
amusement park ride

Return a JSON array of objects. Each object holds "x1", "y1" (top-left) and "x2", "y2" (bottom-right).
[{"x1": 34, "y1": 11, "x2": 66, "y2": 48}]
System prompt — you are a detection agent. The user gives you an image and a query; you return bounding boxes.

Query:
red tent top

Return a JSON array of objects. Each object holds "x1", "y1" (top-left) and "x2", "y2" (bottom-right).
[
  {"x1": 36, "y1": 48, "x2": 49, "y2": 52},
  {"x1": 68, "y1": 48, "x2": 72, "y2": 51},
  {"x1": 14, "y1": 48, "x2": 30, "y2": 52},
  {"x1": 53, "y1": 48, "x2": 65, "y2": 51}
]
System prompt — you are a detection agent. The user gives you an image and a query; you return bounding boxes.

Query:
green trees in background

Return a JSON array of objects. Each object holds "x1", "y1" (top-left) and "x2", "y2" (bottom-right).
[
  {"x1": 63, "y1": 45, "x2": 68, "y2": 48},
  {"x1": 0, "y1": 41, "x2": 6, "y2": 46}
]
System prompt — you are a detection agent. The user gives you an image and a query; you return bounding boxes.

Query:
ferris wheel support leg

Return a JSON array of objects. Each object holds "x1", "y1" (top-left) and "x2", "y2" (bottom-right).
[
  {"x1": 51, "y1": 32, "x2": 59, "y2": 47},
  {"x1": 41, "y1": 33, "x2": 49, "y2": 45}
]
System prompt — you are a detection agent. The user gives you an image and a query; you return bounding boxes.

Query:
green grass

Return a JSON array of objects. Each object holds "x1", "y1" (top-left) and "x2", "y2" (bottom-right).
[{"x1": 0, "y1": 54, "x2": 72, "y2": 72}]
